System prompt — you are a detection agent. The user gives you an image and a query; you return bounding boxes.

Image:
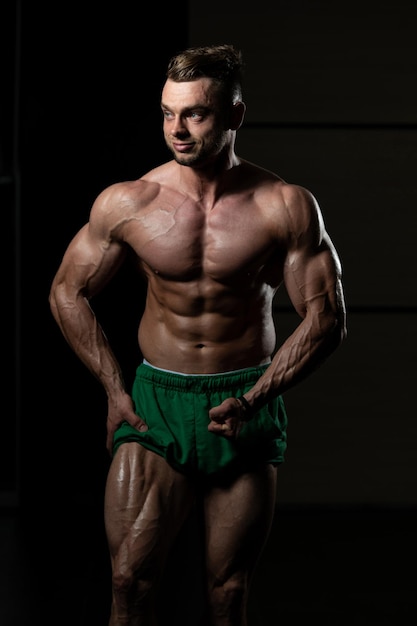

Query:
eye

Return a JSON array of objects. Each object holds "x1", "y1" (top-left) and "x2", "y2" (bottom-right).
[{"x1": 188, "y1": 111, "x2": 204, "y2": 122}]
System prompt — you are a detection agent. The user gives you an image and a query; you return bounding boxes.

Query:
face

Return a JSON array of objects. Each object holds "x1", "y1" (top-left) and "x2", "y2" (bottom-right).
[{"x1": 161, "y1": 77, "x2": 231, "y2": 167}]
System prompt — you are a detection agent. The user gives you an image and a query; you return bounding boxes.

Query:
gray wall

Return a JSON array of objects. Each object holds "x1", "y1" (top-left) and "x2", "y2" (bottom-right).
[{"x1": 189, "y1": 0, "x2": 417, "y2": 507}]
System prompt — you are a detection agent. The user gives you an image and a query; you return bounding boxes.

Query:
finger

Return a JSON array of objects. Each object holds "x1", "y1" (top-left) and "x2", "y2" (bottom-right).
[
  {"x1": 208, "y1": 421, "x2": 227, "y2": 435},
  {"x1": 133, "y1": 419, "x2": 148, "y2": 432}
]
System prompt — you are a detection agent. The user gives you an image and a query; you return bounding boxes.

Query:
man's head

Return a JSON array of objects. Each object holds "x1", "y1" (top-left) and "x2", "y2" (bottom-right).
[
  {"x1": 166, "y1": 44, "x2": 244, "y2": 106},
  {"x1": 162, "y1": 44, "x2": 246, "y2": 167}
]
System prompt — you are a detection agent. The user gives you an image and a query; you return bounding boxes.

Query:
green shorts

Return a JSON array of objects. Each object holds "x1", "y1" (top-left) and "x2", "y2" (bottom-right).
[{"x1": 113, "y1": 362, "x2": 288, "y2": 478}]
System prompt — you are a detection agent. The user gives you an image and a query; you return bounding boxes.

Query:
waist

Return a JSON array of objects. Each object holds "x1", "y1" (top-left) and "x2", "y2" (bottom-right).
[
  {"x1": 142, "y1": 358, "x2": 271, "y2": 377},
  {"x1": 136, "y1": 360, "x2": 271, "y2": 392}
]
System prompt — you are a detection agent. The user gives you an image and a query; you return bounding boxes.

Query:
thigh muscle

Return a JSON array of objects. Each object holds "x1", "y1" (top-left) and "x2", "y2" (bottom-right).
[
  {"x1": 105, "y1": 442, "x2": 195, "y2": 572},
  {"x1": 203, "y1": 464, "x2": 277, "y2": 579}
]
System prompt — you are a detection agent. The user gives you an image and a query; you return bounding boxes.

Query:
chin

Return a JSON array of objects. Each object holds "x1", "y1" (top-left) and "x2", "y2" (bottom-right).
[{"x1": 174, "y1": 154, "x2": 198, "y2": 167}]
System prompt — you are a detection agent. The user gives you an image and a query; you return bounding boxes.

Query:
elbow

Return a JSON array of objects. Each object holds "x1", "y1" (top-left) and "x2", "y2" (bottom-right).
[
  {"x1": 313, "y1": 303, "x2": 346, "y2": 352},
  {"x1": 49, "y1": 285, "x2": 57, "y2": 317},
  {"x1": 327, "y1": 309, "x2": 347, "y2": 350},
  {"x1": 48, "y1": 280, "x2": 73, "y2": 322},
  {"x1": 49, "y1": 277, "x2": 64, "y2": 318}
]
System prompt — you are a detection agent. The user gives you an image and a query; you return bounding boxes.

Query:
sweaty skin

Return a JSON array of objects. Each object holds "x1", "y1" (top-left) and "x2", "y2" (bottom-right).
[
  {"x1": 50, "y1": 82, "x2": 345, "y2": 445},
  {"x1": 49, "y1": 73, "x2": 346, "y2": 626}
]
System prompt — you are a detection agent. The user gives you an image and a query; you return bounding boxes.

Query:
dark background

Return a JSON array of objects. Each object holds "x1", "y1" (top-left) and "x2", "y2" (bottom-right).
[{"x1": 2, "y1": 1, "x2": 417, "y2": 625}]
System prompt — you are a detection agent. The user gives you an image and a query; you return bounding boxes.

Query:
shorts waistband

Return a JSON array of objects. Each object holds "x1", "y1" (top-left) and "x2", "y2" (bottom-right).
[{"x1": 137, "y1": 361, "x2": 270, "y2": 392}]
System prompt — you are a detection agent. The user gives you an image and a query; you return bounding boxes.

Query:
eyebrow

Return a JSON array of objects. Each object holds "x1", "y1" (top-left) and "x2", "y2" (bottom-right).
[{"x1": 161, "y1": 102, "x2": 211, "y2": 115}]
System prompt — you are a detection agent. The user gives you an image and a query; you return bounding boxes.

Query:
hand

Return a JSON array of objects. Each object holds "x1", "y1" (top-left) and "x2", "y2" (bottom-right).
[
  {"x1": 106, "y1": 392, "x2": 148, "y2": 455},
  {"x1": 208, "y1": 397, "x2": 249, "y2": 439}
]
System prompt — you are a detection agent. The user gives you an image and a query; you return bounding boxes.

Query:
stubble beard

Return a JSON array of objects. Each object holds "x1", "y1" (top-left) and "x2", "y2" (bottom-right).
[{"x1": 166, "y1": 131, "x2": 227, "y2": 168}]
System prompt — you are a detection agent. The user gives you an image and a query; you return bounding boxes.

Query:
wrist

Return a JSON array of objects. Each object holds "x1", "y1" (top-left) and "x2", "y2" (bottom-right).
[{"x1": 237, "y1": 395, "x2": 253, "y2": 421}]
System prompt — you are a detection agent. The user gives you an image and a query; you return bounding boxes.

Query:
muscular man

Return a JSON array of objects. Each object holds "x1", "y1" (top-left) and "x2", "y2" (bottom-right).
[{"x1": 49, "y1": 44, "x2": 347, "y2": 625}]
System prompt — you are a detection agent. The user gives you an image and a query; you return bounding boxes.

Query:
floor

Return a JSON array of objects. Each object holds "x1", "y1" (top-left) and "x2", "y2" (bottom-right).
[{"x1": 1, "y1": 504, "x2": 416, "y2": 626}]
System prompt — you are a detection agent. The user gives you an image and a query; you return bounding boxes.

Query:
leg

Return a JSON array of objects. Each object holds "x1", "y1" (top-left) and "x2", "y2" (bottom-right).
[
  {"x1": 202, "y1": 464, "x2": 277, "y2": 626},
  {"x1": 104, "y1": 442, "x2": 195, "y2": 626}
]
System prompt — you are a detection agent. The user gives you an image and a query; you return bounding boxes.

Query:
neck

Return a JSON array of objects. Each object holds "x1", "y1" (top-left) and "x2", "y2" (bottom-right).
[
  {"x1": 177, "y1": 149, "x2": 241, "y2": 205},
  {"x1": 180, "y1": 162, "x2": 240, "y2": 207}
]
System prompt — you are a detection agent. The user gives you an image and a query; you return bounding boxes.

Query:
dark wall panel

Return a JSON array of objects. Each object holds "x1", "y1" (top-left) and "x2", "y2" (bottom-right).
[
  {"x1": 274, "y1": 311, "x2": 415, "y2": 506},
  {"x1": 189, "y1": 0, "x2": 417, "y2": 506},
  {"x1": 189, "y1": 0, "x2": 417, "y2": 125}
]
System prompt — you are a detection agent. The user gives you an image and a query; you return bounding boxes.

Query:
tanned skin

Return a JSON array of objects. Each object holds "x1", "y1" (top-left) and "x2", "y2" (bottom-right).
[{"x1": 50, "y1": 71, "x2": 346, "y2": 625}]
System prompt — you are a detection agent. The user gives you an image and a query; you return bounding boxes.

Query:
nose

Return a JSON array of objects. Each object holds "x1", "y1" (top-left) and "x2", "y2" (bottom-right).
[{"x1": 170, "y1": 116, "x2": 188, "y2": 137}]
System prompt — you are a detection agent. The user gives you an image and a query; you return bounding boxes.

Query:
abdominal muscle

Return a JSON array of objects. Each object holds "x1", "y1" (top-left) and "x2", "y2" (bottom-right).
[{"x1": 137, "y1": 276, "x2": 276, "y2": 374}]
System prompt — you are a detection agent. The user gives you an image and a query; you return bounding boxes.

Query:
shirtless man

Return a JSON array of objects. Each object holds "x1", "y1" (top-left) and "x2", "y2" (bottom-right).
[{"x1": 49, "y1": 44, "x2": 347, "y2": 626}]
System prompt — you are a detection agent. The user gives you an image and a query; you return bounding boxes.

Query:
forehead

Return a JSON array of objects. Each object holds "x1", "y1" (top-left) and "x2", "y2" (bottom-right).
[{"x1": 161, "y1": 77, "x2": 219, "y2": 110}]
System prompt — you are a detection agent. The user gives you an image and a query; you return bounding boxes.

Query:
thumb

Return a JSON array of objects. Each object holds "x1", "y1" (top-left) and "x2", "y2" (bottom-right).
[{"x1": 131, "y1": 415, "x2": 148, "y2": 432}]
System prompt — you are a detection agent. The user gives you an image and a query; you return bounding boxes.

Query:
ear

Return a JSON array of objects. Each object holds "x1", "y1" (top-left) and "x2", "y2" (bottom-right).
[{"x1": 230, "y1": 101, "x2": 246, "y2": 130}]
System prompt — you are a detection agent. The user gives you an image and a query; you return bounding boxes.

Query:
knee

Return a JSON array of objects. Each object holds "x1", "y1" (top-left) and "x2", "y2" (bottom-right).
[
  {"x1": 208, "y1": 574, "x2": 247, "y2": 618},
  {"x1": 112, "y1": 566, "x2": 154, "y2": 602}
]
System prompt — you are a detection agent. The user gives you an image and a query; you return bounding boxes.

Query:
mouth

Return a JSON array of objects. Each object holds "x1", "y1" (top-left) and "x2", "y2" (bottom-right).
[{"x1": 172, "y1": 142, "x2": 194, "y2": 153}]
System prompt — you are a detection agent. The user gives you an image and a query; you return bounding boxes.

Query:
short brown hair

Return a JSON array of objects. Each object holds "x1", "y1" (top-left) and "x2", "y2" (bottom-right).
[{"x1": 166, "y1": 44, "x2": 244, "y2": 103}]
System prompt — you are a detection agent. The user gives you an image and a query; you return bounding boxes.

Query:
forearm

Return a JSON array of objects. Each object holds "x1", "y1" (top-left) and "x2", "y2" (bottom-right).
[
  {"x1": 242, "y1": 312, "x2": 345, "y2": 412},
  {"x1": 50, "y1": 290, "x2": 126, "y2": 398}
]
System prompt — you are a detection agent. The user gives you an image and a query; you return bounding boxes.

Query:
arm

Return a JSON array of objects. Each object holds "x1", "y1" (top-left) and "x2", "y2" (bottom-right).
[
  {"x1": 250, "y1": 185, "x2": 347, "y2": 399},
  {"x1": 209, "y1": 184, "x2": 346, "y2": 435},
  {"x1": 49, "y1": 190, "x2": 148, "y2": 454}
]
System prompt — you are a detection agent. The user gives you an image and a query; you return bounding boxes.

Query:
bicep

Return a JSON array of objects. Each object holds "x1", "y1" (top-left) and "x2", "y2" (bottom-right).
[
  {"x1": 284, "y1": 232, "x2": 344, "y2": 320},
  {"x1": 279, "y1": 184, "x2": 344, "y2": 319},
  {"x1": 52, "y1": 223, "x2": 127, "y2": 300}
]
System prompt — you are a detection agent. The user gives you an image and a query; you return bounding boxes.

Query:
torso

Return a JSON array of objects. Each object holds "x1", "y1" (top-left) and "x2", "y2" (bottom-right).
[{"x1": 110, "y1": 160, "x2": 290, "y2": 373}]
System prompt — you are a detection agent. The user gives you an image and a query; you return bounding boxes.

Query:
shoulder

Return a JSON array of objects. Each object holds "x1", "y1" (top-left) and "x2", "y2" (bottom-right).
[
  {"x1": 88, "y1": 165, "x2": 173, "y2": 238},
  {"x1": 239, "y1": 159, "x2": 316, "y2": 208},
  {"x1": 90, "y1": 161, "x2": 176, "y2": 217},
  {"x1": 240, "y1": 160, "x2": 324, "y2": 242},
  {"x1": 281, "y1": 183, "x2": 324, "y2": 231},
  {"x1": 90, "y1": 178, "x2": 159, "y2": 218},
  {"x1": 276, "y1": 182, "x2": 327, "y2": 254}
]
